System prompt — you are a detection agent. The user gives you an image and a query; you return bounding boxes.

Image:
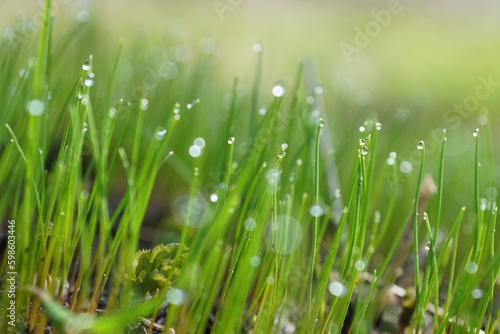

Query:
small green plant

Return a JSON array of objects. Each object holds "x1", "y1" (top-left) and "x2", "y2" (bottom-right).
[{"x1": 129, "y1": 243, "x2": 188, "y2": 298}]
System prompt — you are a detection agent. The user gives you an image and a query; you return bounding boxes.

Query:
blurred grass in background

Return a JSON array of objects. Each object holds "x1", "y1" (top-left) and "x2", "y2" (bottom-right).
[{"x1": 1, "y1": 0, "x2": 499, "y2": 251}]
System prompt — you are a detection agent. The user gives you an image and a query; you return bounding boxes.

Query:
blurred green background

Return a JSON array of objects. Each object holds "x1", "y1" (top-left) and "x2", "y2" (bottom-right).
[{"x1": 1, "y1": 0, "x2": 499, "y2": 246}]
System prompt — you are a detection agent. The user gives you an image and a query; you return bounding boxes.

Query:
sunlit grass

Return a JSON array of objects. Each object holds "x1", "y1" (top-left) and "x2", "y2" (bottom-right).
[{"x1": 0, "y1": 1, "x2": 499, "y2": 333}]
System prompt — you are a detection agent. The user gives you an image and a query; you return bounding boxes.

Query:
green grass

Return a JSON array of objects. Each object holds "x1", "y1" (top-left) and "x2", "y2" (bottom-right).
[{"x1": 0, "y1": 1, "x2": 499, "y2": 333}]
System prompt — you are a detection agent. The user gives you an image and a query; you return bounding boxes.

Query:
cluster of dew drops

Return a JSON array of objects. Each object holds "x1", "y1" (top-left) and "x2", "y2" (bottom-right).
[{"x1": 357, "y1": 121, "x2": 382, "y2": 157}]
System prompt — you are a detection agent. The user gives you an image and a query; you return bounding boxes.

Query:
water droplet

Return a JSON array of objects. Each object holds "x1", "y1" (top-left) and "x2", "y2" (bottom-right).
[
  {"x1": 296, "y1": 159, "x2": 302, "y2": 166},
  {"x1": 423, "y1": 212, "x2": 428, "y2": 220},
  {"x1": 309, "y1": 205, "x2": 324, "y2": 217},
  {"x1": 174, "y1": 114, "x2": 181, "y2": 120},
  {"x1": 480, "y1": 198, "x2": 487, "y2": 211},
  {"x1": 477, "y1": 115, "x2": 488, "y2": 126},
  {"x1": 258, "y1": 108, "x2": 267, "y2": 115},
  {"x1": 88, "y1": 72, "x2": 95, "y2": 79},
  {"x1": 252, "y1": 42, "x2": 263, "y2": 53},
  {"x1": 81, "y1": 95, "x2": 89, "y2": 105},
  {"x1": 354, "y1": 260, "x2": 366, "y2": 271},
  {"x1": 328, "y1": 281, "x2": 347, "y2": 297},
  {"x1": 311, "y1": 109, "x2": 320, "y2": 118},
  {"x1": 359, "y1": 126, "x2": 366, "y2": 133},
  {"x1": 187, "y1": 99, "x2": 200, "y2": 109},
  {"x1": 272, "y1": 84, "x2": 285, "y2": 97},
  {"x1": 471, "y1": 288, "x2": 483, "y2": 299},
  {"x1": 266, "y1": 276, "x2": 275, "y2": 285},
  {"x1": 84, "y1": 79, "x2": 94, "y2": 87},
  {"x1": 189, "y1": 145, "x2": 202, "y2": 158},
  {"x1": 314, "y1": 85, "x2": 324, "y2": 95},
  {"x1": 335, "y1": 189, "x2": 341, "y2": 198},
  {"x1": 319, "y1": 118, "x2": 325, "y2": 127},
  {"x1": 194, "y1": 137, "x2": 206, "y2": 148},
  {"x1": 194, "y1": 168, "x2": 200, "y2": 176},
  {"x1": 199, "y1": 37, "x2": 217, "y2": 55},
  {"x1": 400, "y1": 161, "x2": 412, "y2": 174},
  {"x1": 244, "y1": 218, "x2": 257, "y2": 231},
  {"x1": 3, "y1": 27, "x2": 15, "y2": 41},
  {"x1": 76, "y1": 9, "x2": 90, "y2": 23},
  {"x1": 82, "y1": 58, "x2": 92, "y2": 71},
  {"x1": 19, "y1": 68, "x2": 29, "y2": 78},
  {"x1": 210, "y1": 193, "x2": 218, "y2": 203},
  {"x1": 306, "y1": 96, "x2": 315, "y2": 104},
  {"x1": 361, "y1": 146, "x2": 369, "y2": 156},
  {"x1": 442, "y1": 129, "x2": 448, "y2": 142},
  {"x1": 473, "y1": 128, "x2": 479, "y2": 137},
  {"x1": 278, "y1": 143, "x2": 288, "y2": 159},
  {"x1": 425, "y1": 242, "x2": 431, "y2": 251},
  {"x1": 140, "y1": 98, "x2": 148, "y2": 110},
  {"x1": 465, "y1": 261, "x2": 478, "y2": 274},
  {"x1": 108, "y1": 108, "x2": 117, "y2": 118},
  {"x1": 61, "y1": 212, "x2": 65, "y2": 216},
  {"x1": 82, "y1": 122, "x2": 88, "y2": 133},
  {"x1": 28, "y1": 57, "x2": 37, "y2": 67},
  {"x1": 167, "y1": 288, "x2": 186, "y2": 305},
  {"x1": 264, "y1": 215, "x2": 302, "y2": 254},
  {"x1": 485, "y1": 187, "x2": 498, "y2": 200},
  {"x1": 250, "y1": 256, "x2": 261, "y2": 267},
  {"x1": 155, "y1": 127, "x2": 167, "y2": 141},
  {"x1": 266, "y1": 169, "x2": 281, "y2": 185},
  {"x1": 375, "y1": 122, "x2": 382, "y2": 130},
  {"x1": 359, "y1": 139, "x2": 366, "y2": 146},
  {"x1": 81, "y1": 190, "x2": 89, "y2": 200},
  {"x1": 417, "y1": 141, "x2": 424, "y2": 150},
  {"x1": 175, "y1": 45, "x2": 193, "y2": 63},
  {"x1": 159, "y1": 61, "x2": 178, "y2": 80},
  {"x1": 26, "y1": 99, "x2": 45, "y2": 116}
]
